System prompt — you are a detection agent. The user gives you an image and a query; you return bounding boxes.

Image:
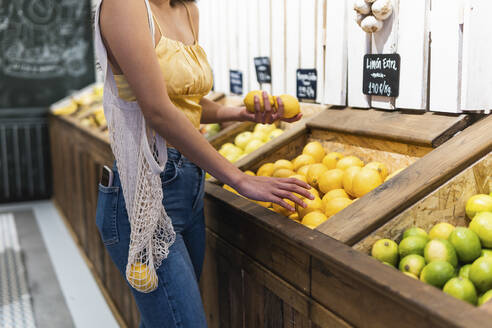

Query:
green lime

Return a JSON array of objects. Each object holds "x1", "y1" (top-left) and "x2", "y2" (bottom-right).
[
  {"x1": 399, "y1": 254, "x2": 426, "y2": 277},
  {"x1": 469, "y1": 257, "x2": 492, "y2": 293},
  {"x1": 481, "y1": 249, "x2": 492, "y2": 258},
  {"x1": 478, "y1": 289, "x2": 492, "y2": 306},
  {"x1": 399, "y1": 236, "x2": 427, "y2": 258},
  {"x1": 424, "y1": 239, "x2": 458, "y2": 267},
  {"x1": 449, "y1": 227, "x2": 482, "y2": 263},
  {"x1": 371, "y1": 239, "x2": 399, "y2": 266},
  {"x1": 470, "y1": 212, "x2": 492, "y2": 248},
  {"x1": 429, "y1": 223, "x2": 455, "y2": 240},
  {"x1": 402, "y1": 227, "x2": 429, "y2": 241},
  {"x1": 459, "y1": 264, "x2": 472, "y2": 279},
  {"x1": 403, "y1": 272, "x2": 418, "y2": 279},
  {"x1": 420, "y1": 261, "x2": 455, "y2": 288},
  {"x1": 382, "y1": 261, "x2": 395, "y2": 268},
  {"x1": 443, "y1": 277, "x2": 478, "y2": 305}
]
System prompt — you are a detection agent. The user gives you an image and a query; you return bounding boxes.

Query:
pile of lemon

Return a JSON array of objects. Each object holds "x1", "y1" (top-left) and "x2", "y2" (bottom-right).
[
  {"x1": 224, "y1": 141, "x2": 404, "y2": 229},
  {"x1": 218, "y1": 123, "x2": 284, "y2": 163},
  {"x1": 371, "y1": 193, "x2": 492, "y2": 306}
]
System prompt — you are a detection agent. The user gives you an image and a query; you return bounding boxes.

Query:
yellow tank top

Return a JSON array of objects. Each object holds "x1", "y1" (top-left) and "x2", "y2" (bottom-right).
[{"x1": 113, "y1": 2, "x2": 213, "y2": 129}]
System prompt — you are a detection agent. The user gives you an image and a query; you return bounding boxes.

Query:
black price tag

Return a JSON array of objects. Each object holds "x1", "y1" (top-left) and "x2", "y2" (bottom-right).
[
  {"x1": 229, "y1": 70, "x2": 243, "y2": 95},
  {"x1": 363, "y1": 54, "x2": 401, "y2": 97},
  {"x1": 254, "y1": 57, "x2": 272, "y2": 84},
  {"x1": 296, "y1": 69, "x2": 317, "y2": 101}
]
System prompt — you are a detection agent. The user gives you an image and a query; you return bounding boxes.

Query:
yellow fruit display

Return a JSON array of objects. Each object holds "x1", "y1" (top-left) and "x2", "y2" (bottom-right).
[
  {"x1": 254, "y1": 123, "x2": 276, "y2": 135},
  {"x1": 302, "y1": 141, "x2": 325, "y2": 163},
  {"x1": 297, "y1": 196, "x2": 324, "y2": 219},
  {"x1": 274, "y1": 94, "x2": 301, "y2": 118},
  {"x1": 244, "y1": 139, "x2": 265, "y2": 154},
  {"x1": 365, "y1": 162, "x2": 389, "y2": 180},
  {"x1": 322, "y1": 152, "x2": 344, "y2": 169},
  {"x1": 272, "y1": 199, "x2": 295, "y2": 216},
  {"x1": 244, "y1": 170, "x2": 255, "y2": 176},
  {"x1": 342, "y1": 166, "x2": 362, "y2": 197},
  {"x1": 128, "y1": 262, "x2": 158, "y2": 292},
  {"x1": 292, "y1": 154, "x2": 316, "y2": 171},
  {"x1": 466, "y1": 194, "x2": 492, "y2": 219},
  {"x1": 289, "y1": 174, "x2": 307, "y2": 183},
  {"x1": 267, "y1": 129, "x2": 284, "y2": 140},
  {"x1": 322, "y1": 189, "x2": 349, "y2": 208},
  {"x1": 325, "y1": 197, "x2": 353, "y2": 218},
  {"x1": 234, "y1": 131, "x2": 254, "y2": 149},
  {"x1": 352, "y1": 167, "x2": 383, "y2": 198},
  {"x1": 318, "y1": 169, "x2": 345, "y2": 194},
  {"x1": 223, "y1": 184, "x2": 239, "y2": 194},
  {"x1": 251, "y1": 130, "x2": 269, "y2": 142},
  {"x1": 297, "y1": 165, "x2": 311, "y2": 177},
  {"x1": 289, "y1": 212, "x2": 300, "y2": 222},
  {"x1": 306, "y1": 163, "x2": 329, "y2": 188},
  {"x1": 254, "y1": 200, "x2": 271, "y2": 208},
  {"x1": 337, "y1": 156, "x2": 364, "y2": 171},
  {"x1": 384, "y1": 168, "x2": 405, "y2": 182},
  {"x1": 273, "y1": 168, "x2": 296, "y2": 178},
  {"x1": 302, "y1": 211, "x2": 328, "y2": 229},
  {"x1": 244, "y1": 90, "x2": 275, "y2": 113},
  {"x1": 257, "y1": 163, "x2": 275, "y2": 177},
  {"x1": 274, "y1": 159, "x2": 295, "y2": 171}
]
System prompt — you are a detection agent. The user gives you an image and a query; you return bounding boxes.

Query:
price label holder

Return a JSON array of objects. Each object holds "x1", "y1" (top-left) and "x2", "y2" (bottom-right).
[
  {"x1": 229, "y1": 70, "x2": 243, "y2": 95},
  {"x1": 254, "y1": 57, "x2": 272, "y2": 84},
  {"x1": 363, "y1": 54, "x2": 401, "y2": 97},
  {"x1": 296, "y1": 69, "x2": 317, "y2": 101}
]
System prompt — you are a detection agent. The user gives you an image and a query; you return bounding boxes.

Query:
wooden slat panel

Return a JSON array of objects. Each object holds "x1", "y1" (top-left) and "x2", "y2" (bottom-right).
[
  {"x1": 212, "y1": 0, "x2": 228, "y2": 93},
  {"x1": 264, "y1": 288, "x2": 284, "y2": 328},
  {"x1": 300, "y1": 0, "x2": 317, "y2": 70},
  {"x1": 429, "y1": 0, "x2": 463, "y2": 113},
  {"x1": 315, "y1": 0, "x2": 326, "y2": 104},
  {"x1": 236, "y1": 0, "x2": 250, "y2": 96},
  {"x1": 247, "y1": 0, "x2": 261, "y2": 91},
  {"x1": 285, "y1": 0, "x2": 300, "y2": 96},
  {"x1": 200, "y1": 235, "x2": 221, "y2": 328},
  {"x1": 244, "y1": 270, "x2": 265, "y2": 328},
  {"x1": 460, "y1": 0, "x2": 492, "y2": 111},
  {"x1": 395, "y1": 0, "x2": 430, "y2": 110},
  {"x1": 283, "y1": 304, "x2": 311, "y2": 328},
  {"x1": 324, "y1": 0, "x2": 347, "y2": 106},
  {"x1": 259, "y1": 0, "x2": 272, "y2": 93},
  {"x1": 271, "y1": 0, "x2": 286, "y2": 96}
]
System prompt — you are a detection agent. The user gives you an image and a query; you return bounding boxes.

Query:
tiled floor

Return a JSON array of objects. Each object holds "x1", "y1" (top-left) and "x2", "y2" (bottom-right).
[{"x1": 0, "y1": 201, "x2": 119, "y2": 328}]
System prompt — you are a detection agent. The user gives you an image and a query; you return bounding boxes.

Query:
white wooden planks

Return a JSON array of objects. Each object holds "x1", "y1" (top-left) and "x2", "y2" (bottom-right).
[
  {"x1": 247, "y1": 0, "x2": 261, "y2": 91},
  {"x1": 429, "y1": 0, "x2": 463, "y2": 113},
  {"x1": 285, "y1": 0, "x2": 301, "y2": 97},
  {"x1": 461, "y1": 0, "x2": 492, "y2": 111},
  {"x1": 271, "y1": 0, "x2": 286, "y2": 95},
  {"x1": 324, "y1": 0, "x2": 347, "y2": 106},
  {"x1": 315, "y1": 0, "x2": 326, "y2": 104},
  {"x1": 395, "y1": 0, "x2": 430, "y2": 110},
  {"x1": 299, "y1": 0, "x2": 317, "y2": 69},
  {"x1": 236, "y1": 0, "x2": 250, "y2": 95},
  {"x1": 258, "y1": 0, "x2": 272, "y2": 93}
]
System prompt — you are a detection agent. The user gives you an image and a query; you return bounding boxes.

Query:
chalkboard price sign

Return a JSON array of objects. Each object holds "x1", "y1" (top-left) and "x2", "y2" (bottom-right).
[
  {"x1": 254, "y1": 57, "x2": 272, "y2": 84},
  {"x1": 229, "y1": 70, "x2": 243, "y2": 95},
  {"x1": 363, "y1": 54, "x2": 401, "y2": 98},
  {"x1": 296, "y1": 69, "x2": 317, "y2": 101}
]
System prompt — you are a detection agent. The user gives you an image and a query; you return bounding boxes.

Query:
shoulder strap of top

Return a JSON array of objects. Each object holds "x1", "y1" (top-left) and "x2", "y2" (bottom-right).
[{"x1": 181, "y1": 1, "x2": 197, "y2": 44}]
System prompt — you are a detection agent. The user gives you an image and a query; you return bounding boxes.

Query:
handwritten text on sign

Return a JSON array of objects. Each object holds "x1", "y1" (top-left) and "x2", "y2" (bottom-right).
[
  {"x1": 363, "y1": 54, "x2": 401, "y2": 98},
  {"x1": 296, "y1": 69, "x2": 317, "y2": 101},
  {"x1": 229, "y1": 70, "x2": 243, "y2": 95},
  {"x1": 254, "y1": 57, "x2": 272, "y2": 84}
]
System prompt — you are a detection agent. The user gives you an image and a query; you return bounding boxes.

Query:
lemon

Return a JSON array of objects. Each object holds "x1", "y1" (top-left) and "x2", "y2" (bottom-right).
[
  {"x1": 272, "y1": 199, "x2": 295, "y2": 216},
  {"x1": 420, "y1": 261, "x2": 455, "y2": 288},
  {"x1": 449, "y1": 227, "x2": 482, "y2": 263},
  {"x1": 257, "y1": 163, "x2": 275, "y2": 177},
  {"x1": 466, "y1": 194, "x2": 492, "y2": 219},
  {"x1": 443, "y1": 277, "x2": 478, "y2": 305},
  {"x1": 371, "y1": 239, "x2": 399, "y2": 266},
  {"x1": 220, "y1": 143, "x2": 236, "y2": 153},
  {"x1": 251, "y1": 130, "x2": 269, "y2": 142},
  {"x1": 288, "y1": 212, "x2": 300, "y2": 221},
  {"x1": 273, "y1": 159, "x2": 295, "y2": 171},
  {"x1": 273, "y1": 168, "x2": 296, "y2": 178},
  {"x1": 478, "y1": 289, "x2": 492, "y2": 306},
  {"x1": 274, "y1": 94, "x2": 300, "y2": 118},
  {"x1": 352, "y1": 167, "x2": 383, "y2": 198},
  {"x1": 267, "y1": 128, "x2": 283, "y2": 141},
  {"x1": 244, "y1": 170, "x2": 255, "y2": 176},
  {"x1": 384, "y1": 168, "x2": 405, "y2": 182},
  {"x1": 292, "y1": 154, "x2": 316, "y2": 171},
  {"x1": 295, "y1": 187, "x2": 319, "y2": 201},
  {"x1": 336, "y1": 156, "x2": 364, "y2": 171},
  {"x1": 324, "y1": 197, "x2": 353, "y2": 218},
  {"x1": 128, "y1": 262, "x2": 158, "y2": 292},
  {"x1": 254, "y1": 123, "x2": 276, "y2": 135},
  {"x1": 244, "y1": 90, "x2": 274, "y2": 113},
  {"x1": 469, "y1": 257, "x2": 492, "y2": 293},
  {"x1": 244, "y1": 139, "x2": 265, "y2": 154},
  {"x1": 297, "y1": 196, "x2": 324, "y2": 219},
  {"x1": 307, "y1": 163, "x2": 329, "y2": 188},
  {"x1": 318, "y1": 169, "x2": 345, "y2": 194},
  {"x1": 301, "y1": 211, "x2": 328, "y2": 229},
  {"x1": 399, "y1": 236, "x2": 428, "y2": 258},
  {"x1": 481, "y1": 249, "x2": 492, "y2": 258},
  {"x1": 223, "y1": 184, "x2": 239, "y2": 195},
  {"x1": 234, "y1": 131, "x2": 254, "y2": 149},
  {"x1": 402, "y1": 227, "x2": 429, "y2": 241},
  {"x1": 302, "y1": 141, "x2": 325, "y2": 163},
  {"x1": 429, "y1": 222, "x2": 455, "y2": 240},
  {"x1": 403, "y1": 272, "x2": 419, "y2": 279},
  {"x1": 399, "y1": 254, "x2": 426, "y2": 277},
  {"x1": 364, "y1": 162, "x2": 389, "y2": 180},
  {"x1": 225, "y1": 151, "x2": 243, "y2": 163},
  {"x1": 424, "y1": 239, "x2": 458, "y2": 267},
  {"x1": 254, "y1": 200, "x2": 271, "y2": 208},
  {"x1": 459, "y1": 264, "x2": 472, "y2": 279},
  {"x1": 322, "y1": 152, "x2": 344, "y2": 169},
  {"x1": 322, "y1": 189, "x2": 349, "y2": 208},
  {"x1": 297, "y1": 165, "x2": 311, "y2": 177},
  {"x1": 470, "y1": 212, "x2": 492, "y2": 248},
  {"x1": 289, "y1": 174, "x2": 307, "y2": 183},
  {"x1": 342, "y1": 166, "x2": 362, "y2": 197}
]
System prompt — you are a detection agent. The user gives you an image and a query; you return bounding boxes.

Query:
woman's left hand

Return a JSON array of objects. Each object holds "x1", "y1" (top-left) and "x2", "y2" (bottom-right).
[{"x1": 239, "y1": 91, "x2": 303, "y2": 124}]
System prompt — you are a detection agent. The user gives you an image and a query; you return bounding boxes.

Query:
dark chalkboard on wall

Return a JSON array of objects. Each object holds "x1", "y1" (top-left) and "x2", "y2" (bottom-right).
[{"x1": 0, "y1": 0, "x2": 95, "y2": 108}]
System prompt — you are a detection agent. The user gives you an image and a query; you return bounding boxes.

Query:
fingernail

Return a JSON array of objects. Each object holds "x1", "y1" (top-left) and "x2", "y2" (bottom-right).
[{"x1": 301, "y1": 201, "x2": 307, "y2": 208}]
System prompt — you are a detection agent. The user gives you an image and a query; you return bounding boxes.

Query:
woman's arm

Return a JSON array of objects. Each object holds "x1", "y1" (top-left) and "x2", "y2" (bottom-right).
[{"x1": 99, "y1": 0, "x2": 313, "y2": 211}]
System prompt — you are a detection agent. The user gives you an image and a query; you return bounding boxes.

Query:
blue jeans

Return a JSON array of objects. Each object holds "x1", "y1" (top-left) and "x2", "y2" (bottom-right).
[{"x1": 95, "y1": 148, "x2": 207, "y2": 328}]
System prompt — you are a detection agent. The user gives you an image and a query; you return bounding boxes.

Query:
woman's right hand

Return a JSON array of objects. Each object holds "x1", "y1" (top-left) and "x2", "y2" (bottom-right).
[{"x1": 233, "y1": 174, "x2": 314, "y2": 212}]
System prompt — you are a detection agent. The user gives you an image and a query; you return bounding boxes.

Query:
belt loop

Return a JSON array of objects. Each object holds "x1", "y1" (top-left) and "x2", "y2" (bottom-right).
[{"x1": 178, "y1": 152, "x2": 184, "y2": 168}]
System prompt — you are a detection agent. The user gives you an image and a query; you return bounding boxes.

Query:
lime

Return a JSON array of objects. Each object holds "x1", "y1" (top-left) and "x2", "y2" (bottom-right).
[
  {"x1": 399, "y1": 236, "x2": 427, "y2": 258},
  {"x1": 402, "y1": 227, "x2": 429, "y2": 241},
  {"x1": 424, "y1": 239, "x2": 458, "y2": 267},
  {"x1": 420, "y1": 261, "x2": 455, "y2": 288},
  {"x1": 399, "y1": 254, "x2": 426, "y2": 276},
  {"x1": 459, "y1": 264, "x2": 472, "y2": 279},
  {"x1": 470, "y1": 212, "x2": 492, "y2": 248},
  {"x1": 382, "y1": 261, "x2": 395, "y2": 268},
  {"x1": 469, "y1": 257, "x2": 492, "y2": 293},
  {"x1": 443, "y1": 277, "x2": 478, "y2": 305},
  {"x1": 371, "y1": 239, "x2": 399, "y2": 266},
  {"x1": 449, "y1": 227, "x2": 482, "y2": 263},
  {"x1": 403, "y1": 272, "x2": 418, "y2": 279},
  {"x1": 429, "y1": 223, "x2": 455, "y2": 240},
  {"x1": 466, "y1": 194, "x2": 492, "y2": 219},
  {"x1": 481, "y1": 249, "x2": 492, "y2": 258},
  {"x1": 478, "y1": 289, "x2": 492, "y2": 306}
]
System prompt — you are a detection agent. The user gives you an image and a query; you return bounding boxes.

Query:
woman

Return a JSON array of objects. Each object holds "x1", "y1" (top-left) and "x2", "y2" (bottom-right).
[{"x1": 94, "y1": 0, "x2": 313, "y2": 326}]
